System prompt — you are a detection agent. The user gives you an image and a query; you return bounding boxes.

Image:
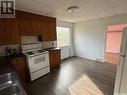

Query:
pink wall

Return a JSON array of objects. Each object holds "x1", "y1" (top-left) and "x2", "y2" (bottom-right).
[
  {"x1": 108, "y1": 24, "x2": 127, "y2": 31},
  {"x1": 106, "y1": 32, "x2": 122, "y2": 53}
]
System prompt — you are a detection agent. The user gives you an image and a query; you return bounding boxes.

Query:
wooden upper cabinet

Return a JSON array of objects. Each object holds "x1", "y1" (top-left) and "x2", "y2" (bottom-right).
[
  {"x1": 17, "y1": 18, "x2": 32, "y2": 35},
  {"x1": 18, "y1": 18, "x2": 43, "y2": 36},
  {"x1": 42, "y1": 21, "x2": 56, "y2": 41},
  {"x1": 0, "y1": 19, "x2": 20, "y2": 45},
  {"x1": 30, "y1": 20, "x2": 41, "y2": 35},
  {"x1": 40, "y1": 21, "x2": 45, "y2": 40},
  {"x1": 0, "y1": 11, "x2": 57, "y2": 45},
  {"x1": 18, "y1": 19, "x2": 57, "y2": 41}
]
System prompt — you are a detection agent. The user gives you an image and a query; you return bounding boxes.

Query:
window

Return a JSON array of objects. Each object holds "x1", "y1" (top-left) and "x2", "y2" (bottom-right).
[{"x1": 57, "y1": 27, "x2": 70, "y2": 47}]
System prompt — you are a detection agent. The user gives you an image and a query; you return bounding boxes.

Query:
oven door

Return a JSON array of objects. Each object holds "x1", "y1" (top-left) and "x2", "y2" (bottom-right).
[{"x1": 28, "y1": 53, "x2": 49, "y2": 73}]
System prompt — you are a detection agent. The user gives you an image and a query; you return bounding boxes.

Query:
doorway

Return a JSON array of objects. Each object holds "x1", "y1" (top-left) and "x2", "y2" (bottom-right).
[{"x1": 104, "y1": 24, "x2": 127, "y2": 64}]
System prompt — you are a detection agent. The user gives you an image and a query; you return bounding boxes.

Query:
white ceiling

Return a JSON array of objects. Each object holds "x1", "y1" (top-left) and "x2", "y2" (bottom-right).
[{"x1": 16, "y1": 0, "x2": 127, "y2": 23}]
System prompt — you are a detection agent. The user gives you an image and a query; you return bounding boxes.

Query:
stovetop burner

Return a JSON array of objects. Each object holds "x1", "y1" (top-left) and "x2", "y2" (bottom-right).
[
  {"x1": 38, "y1": 50, "x2": 45, "y2": 53},
  {"x1": 26, "y1": 52, "x2": 33, "y2": 55}
]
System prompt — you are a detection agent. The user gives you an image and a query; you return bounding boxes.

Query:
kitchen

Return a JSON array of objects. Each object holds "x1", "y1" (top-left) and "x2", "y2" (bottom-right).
[
  {"x1": 0, "y1": 0, "x2": 127, "y2": 95},
  {"x1": 0, "y1": 10, "x2": 62, "y2": 94}
]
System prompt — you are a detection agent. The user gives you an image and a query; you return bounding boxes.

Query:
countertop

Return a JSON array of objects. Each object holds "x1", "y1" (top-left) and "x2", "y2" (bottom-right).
[
  {"x1": 0, "y1": 56, "x2": 31, "y2": 95},
  {"x1": 43, "y1": 47, "x2": 61, "y2": 51}
]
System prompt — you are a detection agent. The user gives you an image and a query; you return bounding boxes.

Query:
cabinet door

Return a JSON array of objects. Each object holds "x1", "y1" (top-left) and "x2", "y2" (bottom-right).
[
  {"x1": 18, "y1": 19, "x2": 42, "y2": 36},
  {"x1": 49, "y1": 50, "x2": 61, "y2": 69},
  {"x1": 11, "y1": 57, "x2": 28, "y2": 82},
  {"x1": 17, "y1": 18, "x2": 32, "y2": 35},
  {"x1": 40, "y1": 21, "x2": 46, "y2": 41},
  {"x1": 0, "y1": 19, "x2": 20, "y2": 45},
  {"x1": 42, "y1": 21, "x2": 56, "y2": 41},
  {"x1": 30, "y1": 20, "x2": 41, "y2": 35}
]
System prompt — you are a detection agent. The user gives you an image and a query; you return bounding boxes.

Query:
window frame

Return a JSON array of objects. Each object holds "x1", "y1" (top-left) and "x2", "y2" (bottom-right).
[{"x1": 56, "y1": 26, "x2": 71, "y2": 47}]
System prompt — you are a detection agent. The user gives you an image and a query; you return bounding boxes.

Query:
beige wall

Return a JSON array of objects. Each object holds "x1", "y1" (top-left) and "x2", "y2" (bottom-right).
[{"x1": 74, "y1": 14, "x2": 127, "y2": 62}]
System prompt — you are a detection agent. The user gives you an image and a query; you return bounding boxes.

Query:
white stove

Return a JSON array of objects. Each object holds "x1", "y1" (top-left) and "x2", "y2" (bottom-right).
[
  {"x1": 21, "y1": 43, "x2": 50, "y2": 81},
  {"x1": 25, "y1": 50, "x2": 47, "y2": 57}
]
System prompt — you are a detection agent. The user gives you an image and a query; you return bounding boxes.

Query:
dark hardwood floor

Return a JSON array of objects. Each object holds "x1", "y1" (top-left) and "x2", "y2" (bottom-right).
[{"x1": 28, "y1": 57, "x2": 117, "y2": 95}]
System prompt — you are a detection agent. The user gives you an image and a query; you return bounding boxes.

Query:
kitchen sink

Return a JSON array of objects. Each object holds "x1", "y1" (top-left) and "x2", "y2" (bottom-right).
[
  {"x1": 0, "y1": 84, "x2": 23, "y2": 95},
  {"x1": 0, "y1": 72, "x2": 27, "y2": 95},
  {"x1": 0, "y1": 72, "x2": 17, "y2": 88}
]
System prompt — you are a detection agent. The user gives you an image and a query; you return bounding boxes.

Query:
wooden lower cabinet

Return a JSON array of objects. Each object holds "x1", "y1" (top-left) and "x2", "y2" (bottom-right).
[
  {"x1": 11, "y1": 56, "x2": 28, "y2": 82},
  {"x1": 49, "y1": 49, "x2": 61, "y2": 69}
]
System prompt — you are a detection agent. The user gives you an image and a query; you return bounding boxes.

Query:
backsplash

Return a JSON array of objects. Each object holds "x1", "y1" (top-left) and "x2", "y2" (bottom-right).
[
  {"x1": 0, "y1": 42, "x2": 57, "y2": 56},
  {"x1": 0, "y1": 36, "x2": 57, "y2": 56},
  {"x1": 41, "y1": 41, "x2": 57, "y2": 49},
  {"x1": 21, "y1": 35, "x2": 57, "y2": 48},
  {"x1": 0, "y1": 44, "x2": 21, "y2": 56},
  {"x1": 21, "y1": 36, "x2": 39, "y2": 44}
]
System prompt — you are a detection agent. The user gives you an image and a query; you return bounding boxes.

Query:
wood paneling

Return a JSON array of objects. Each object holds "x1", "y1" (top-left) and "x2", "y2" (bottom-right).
[
  {"x1": 49, "y1": 49, "x2": 61, "y2": 69},
  {"x1": 16, "y1": 10, "x2": 55, "y2": 22}
]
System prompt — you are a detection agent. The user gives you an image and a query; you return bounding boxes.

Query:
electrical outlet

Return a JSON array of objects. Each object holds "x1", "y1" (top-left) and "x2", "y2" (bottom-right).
[
  {"x1": 96, "y1": 58, "x2": 102, "y2": 62},
  {"x1": 51, "y1": 42, "x2": 54, "y2": 46}
]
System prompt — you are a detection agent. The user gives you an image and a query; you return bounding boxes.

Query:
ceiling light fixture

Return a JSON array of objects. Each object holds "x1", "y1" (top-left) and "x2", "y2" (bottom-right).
[{"x1": 67, "y1": 6, "x2": 79, "y2": 13}]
